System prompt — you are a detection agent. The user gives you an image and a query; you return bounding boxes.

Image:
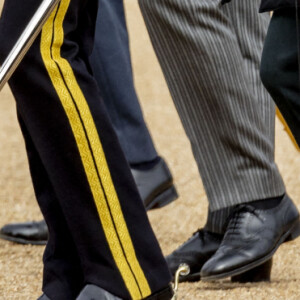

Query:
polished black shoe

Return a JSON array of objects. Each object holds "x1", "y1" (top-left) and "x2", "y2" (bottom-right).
[
  {"x1": 166, "y1": 229, "x2": 222, "y2": 282},
  {"x1": 166, "y1": 229, "x2": 272, "y2": 283},
  {"x1": 200, "y1": 194, "x2": 300, "y2": 281},
  {"x1": 76, "y1": 284, "x2": 174, "y2": 300},
  {"x1": 131, "y1": 158, "x2": 178, "y2": 210},
  {"x1": 0, "y1": 220, "x2": 48, "y2": 245}
]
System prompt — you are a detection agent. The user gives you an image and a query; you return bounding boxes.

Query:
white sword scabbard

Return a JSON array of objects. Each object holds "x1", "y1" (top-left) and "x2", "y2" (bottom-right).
[{"x1": 0, "y1": 0, "x2": 61, "y2": 91}]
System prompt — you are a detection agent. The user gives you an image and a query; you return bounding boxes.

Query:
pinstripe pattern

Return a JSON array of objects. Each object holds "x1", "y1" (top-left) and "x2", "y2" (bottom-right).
[
  {"x1": 205, "y1": 206, "x2": 233, "y2": 234},
  {"x1": 139, "y1": 0, "x2": 285, "y2": 230}
]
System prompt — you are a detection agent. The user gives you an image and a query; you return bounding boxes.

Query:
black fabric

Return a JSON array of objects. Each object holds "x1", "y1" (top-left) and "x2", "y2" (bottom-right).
[
  {"x1": 221, "y1": 0, "x2": 232, "y2": 5},
  {"x1": 0, "y1": 1, "x2": 171, "y2": 299},
  {"x1": 17, "y1": 115, "x2": 84, "y2": 300},
  {"x1": 90, "y1": 0, "x2": 158, "y2": 165},
  {"x1": 144, "y1": 285, "x2": 174, "y2": 300},
  {"x1": 260, "y1": 8, "x2": 300, "y2": 147},
  {"x1": 259, "y1": 0, "x2": 297, "y2": 12},
  {"x1": 250, "y1": 195, "x2": 284, "y2": 210},
  {"x1": 221, "y1": 0, "x2": 297, "y2": 10}
]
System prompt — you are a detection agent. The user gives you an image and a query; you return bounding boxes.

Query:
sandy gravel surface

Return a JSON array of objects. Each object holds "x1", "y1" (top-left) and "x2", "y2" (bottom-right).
[{"x1": 0, "y1": 1, "x2": 300, "y2": 299}]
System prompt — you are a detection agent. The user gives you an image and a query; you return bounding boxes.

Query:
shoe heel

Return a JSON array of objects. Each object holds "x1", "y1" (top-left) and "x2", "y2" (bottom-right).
[
  {"x1": 146, "y1": 185, "x2": 178, "y2": 210},
  {"x1": 285, "y1": 220, "x2": 300, "y2": 242},
  {"x1": 231, "y1": 259, "x2": 272, "y2": 283}
]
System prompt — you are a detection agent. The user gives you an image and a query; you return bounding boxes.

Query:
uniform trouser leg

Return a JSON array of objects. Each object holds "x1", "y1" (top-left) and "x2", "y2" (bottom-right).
[
  {"x1": 261, "y1": 8, "x2": 300, "y2": 147},
  {"x1": 17, "y1": 114, "x2": 84, "y2": 300},
  {"x1": 138, "y1": 0, "x2": 285, "y2": 232},
  {"x1": 0, "y1": 1, "x2": 171, "y2": 299},
  {"x1": 89, "y1": 0, "x2": 158, "y2": 165}
]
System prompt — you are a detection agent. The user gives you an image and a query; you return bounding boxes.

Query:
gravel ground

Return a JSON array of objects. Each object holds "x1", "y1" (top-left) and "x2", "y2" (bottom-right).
[{"x1": 0, "y1": 1, "x2": 299, "y2": 299}]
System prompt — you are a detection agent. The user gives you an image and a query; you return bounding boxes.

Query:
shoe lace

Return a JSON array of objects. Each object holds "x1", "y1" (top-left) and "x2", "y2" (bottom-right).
[{"x1": 223, "y1": 205, "x2": 261, "y2": 239}]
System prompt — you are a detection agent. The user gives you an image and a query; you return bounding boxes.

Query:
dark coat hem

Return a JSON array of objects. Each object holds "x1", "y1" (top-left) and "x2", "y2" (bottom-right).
[{"x1": 259, "y1": 1, "x2": 297, "y2": 13}]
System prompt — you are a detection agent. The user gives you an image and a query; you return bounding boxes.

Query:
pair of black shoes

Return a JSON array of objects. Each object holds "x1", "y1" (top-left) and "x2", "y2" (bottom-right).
[
  {"x1": 39, "y1": 284, "x2": 175, "y2": 300},
  {"x1": 0, "y1": 158, "x2": 178, "y2": 245},
  {"x1": 38, "y1": 194, "x2": 300, "y2": 299},
  {"x1": 167, "y1": 229, "x2": 273, "y2": 283},
  {"x1": 167, "y1": 194, "x2": 300, "y2": 282}
]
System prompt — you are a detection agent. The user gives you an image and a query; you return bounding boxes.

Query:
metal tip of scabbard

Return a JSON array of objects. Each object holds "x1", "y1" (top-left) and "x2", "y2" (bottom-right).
[{"x1": 171, "y1": 264, "x2": 190, "y2": 300}]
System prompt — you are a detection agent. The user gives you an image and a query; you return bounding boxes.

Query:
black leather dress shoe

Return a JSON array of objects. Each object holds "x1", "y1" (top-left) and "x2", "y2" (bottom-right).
[
  {"x1": 200, "y1": 194, "x2": 300, "y2": 281},
  {"x1": 76, "y1": 284, "x2": 174, "y2": 300},
  {"x1": 166, "y1": 229, "x2": 222, "y2": 282},
  {"x1": 0, "y1": 220, "x2": 48, "y2": 245},
  {"x1": 131, "y1": 158, "x2": 178, "y2": 210},
  {"x1": 166, "y1": 229, "x2": 272, "y2": 283}
]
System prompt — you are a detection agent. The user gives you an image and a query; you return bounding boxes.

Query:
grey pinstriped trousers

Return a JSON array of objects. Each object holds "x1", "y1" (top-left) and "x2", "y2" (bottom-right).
[{"x1": 139, "y1": 0, "x2": 285, "y2": 232}]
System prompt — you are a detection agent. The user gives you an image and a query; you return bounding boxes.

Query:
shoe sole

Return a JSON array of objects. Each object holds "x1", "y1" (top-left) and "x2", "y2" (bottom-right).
[
  {"x1": 178, "y1": 272, "x2": 201, "y2": 283},
  {"x1": 201, "y1": 218, "x2": 300, "y2": 281},
  {"x1": 0, "y1": 233, "x2": 47, "y2": 245},
  {"x1": 177, "y1": 259, "x2": 273, "y2": 283},
  {"x1": 146, "y1": 185, "x2": 178, "y2": 211}
]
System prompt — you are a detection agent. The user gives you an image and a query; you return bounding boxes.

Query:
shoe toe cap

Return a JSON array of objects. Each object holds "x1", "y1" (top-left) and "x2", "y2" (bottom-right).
[{"x1": 200, "y1": 249, "x2": 251, "y2": 278}]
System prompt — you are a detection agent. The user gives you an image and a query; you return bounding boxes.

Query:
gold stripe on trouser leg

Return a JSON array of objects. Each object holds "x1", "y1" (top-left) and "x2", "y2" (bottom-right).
[{"x1": 40, "y1": 1, "x2": 151, "y2": 299}]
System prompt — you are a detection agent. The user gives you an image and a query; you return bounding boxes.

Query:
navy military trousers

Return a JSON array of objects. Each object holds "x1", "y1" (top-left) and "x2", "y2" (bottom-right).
[
  {"x1": 0, "y1": 0, "x2": 171, "y2": 299},
  {"x1": 91, "y1": 0, "x2": 158, "y2": 165}
]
